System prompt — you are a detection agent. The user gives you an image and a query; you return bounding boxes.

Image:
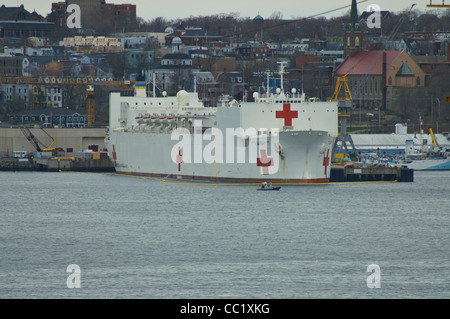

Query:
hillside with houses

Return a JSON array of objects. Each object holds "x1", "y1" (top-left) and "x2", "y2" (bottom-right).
[{"x1": 0, "y1": 1, "x2": 449, "y2": 132}]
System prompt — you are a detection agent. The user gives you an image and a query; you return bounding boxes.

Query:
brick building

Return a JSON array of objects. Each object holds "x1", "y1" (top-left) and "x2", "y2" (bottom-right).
[
  {"x1": 50, "y1": 1, "x2": 136, "y2": 32},
  {"x1": 335, "y1": 50, "x2": 426, "y2": 109},
  {"x1": 0, "y1": 5, "x2": 56, "y2": 40}
]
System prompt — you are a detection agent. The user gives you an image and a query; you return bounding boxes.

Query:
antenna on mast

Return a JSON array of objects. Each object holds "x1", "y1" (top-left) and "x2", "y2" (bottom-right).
[{"x1": 194, "y1": 76, "x2": 197, "y2": 94}]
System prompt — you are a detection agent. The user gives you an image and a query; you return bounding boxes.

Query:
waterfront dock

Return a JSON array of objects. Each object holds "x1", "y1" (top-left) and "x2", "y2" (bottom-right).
[
  {"x1": 34, "y1": 157, "x2": 115, "y2": 172},
  {"x1": 0, "y1": 157, "x2": 115, "y2": 172},
  {"x1": 330, "y1": 166, "x2": 414, "y2": 183},
  {"x1": 2, "y1": 158, "x2": 414, "y2": 183}
]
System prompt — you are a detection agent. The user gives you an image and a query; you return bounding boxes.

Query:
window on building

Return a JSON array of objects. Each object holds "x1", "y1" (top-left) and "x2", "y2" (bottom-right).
[{"x1": 396, "y1": 63, "x2": 414, "y2": 77}]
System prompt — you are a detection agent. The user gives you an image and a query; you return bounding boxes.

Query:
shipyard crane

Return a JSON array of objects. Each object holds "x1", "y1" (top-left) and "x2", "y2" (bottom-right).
[
  {"x1": 84, "y1": 79, "x2": 136, "y2": 127},
  {"x1": 330, "y1": 74, "x2": 359, "y2": 162},
  {"x1": 387, "y1": 4, "x2": 416, "y2": 42},
  {"x1": 427, "y1": 0, "x2": 450, "y2": 7},
  {"x1": 429, "y1": 128, "x2": 439, "y2": 147},
  {"x1": 20, "y1": 126, "x2": 56, "y2": 153},
  {"x1": 20, "y1": 126, "x2": 43, "y2": 152},
  {"x1": 331, "y1": 74, "x2": 352, "y2": 102}
]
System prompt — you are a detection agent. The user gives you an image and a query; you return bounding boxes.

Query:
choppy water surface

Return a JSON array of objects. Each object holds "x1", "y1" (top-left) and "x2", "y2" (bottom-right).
[{"x1": 0, "y1": 171, "x2": 449, "y2": 298}]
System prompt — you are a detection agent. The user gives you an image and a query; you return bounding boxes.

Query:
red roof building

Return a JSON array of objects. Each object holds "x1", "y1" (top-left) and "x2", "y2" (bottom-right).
[{"x1": 334, "y1": 50, "x2": 425, "y2": 109}]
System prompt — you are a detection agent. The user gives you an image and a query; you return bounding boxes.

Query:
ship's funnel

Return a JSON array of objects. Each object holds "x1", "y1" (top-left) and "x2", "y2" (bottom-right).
[{"x1": 134, "y1": 82, "x2": 146, "y2": 97}]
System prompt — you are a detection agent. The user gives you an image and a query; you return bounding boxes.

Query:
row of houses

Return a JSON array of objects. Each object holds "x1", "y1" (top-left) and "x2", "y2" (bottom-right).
[
  {"x1": 9, "y1": 107, "x2": 87, "y2": 128},
  {"x1": 2, "y1": 34, "x2": 447, "y2": 111}
]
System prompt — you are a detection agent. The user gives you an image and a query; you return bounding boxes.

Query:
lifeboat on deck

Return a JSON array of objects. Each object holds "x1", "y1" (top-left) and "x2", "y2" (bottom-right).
[{"x1": 135, "y1": 114, "x2": 145, "y2": 125}]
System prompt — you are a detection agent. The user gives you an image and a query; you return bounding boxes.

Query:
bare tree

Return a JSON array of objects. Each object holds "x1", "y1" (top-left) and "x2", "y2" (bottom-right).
[{"x1": 105, "y1": 53, "x2": 127, "y2": 80}]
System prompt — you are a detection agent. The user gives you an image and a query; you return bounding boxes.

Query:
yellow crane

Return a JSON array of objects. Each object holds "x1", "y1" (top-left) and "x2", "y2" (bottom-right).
[
  {"x1": 330, "y1": 74, "x2": 352, "y2": 119},
  {"x1": 0, "y1": 75, "x2": 135, "y2": 88},
  {"x1": 330, "y1": 74, "x2": 359, "y2": 162},
  {"x1": 427, "y1": 0, "x2": 450, "y2": 7},
  {"x1": 85, "y1": 79, "x2": 136, "y2": 127},
  {"x1": 86, "y1": 85, "x2": 95, "y2": 128},
  {"x1": 429, "y1": 128, "x2": 438, "y2": 147},
  {"x1": 20, "y1": 126, "x2": 59, "y2": 154},
  {"x1": 330, "y1": 74, "x2": 352, "y2": 102}
]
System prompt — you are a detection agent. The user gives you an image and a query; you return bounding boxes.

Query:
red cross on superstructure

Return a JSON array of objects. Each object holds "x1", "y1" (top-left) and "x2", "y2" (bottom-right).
[
  {"x1": 112, "y1": 144, "x2": 117, "y2": 166},
  {"x1": 257, "y1": 149, "x2": 274, "y2": 175},
  {"x1": 176, "y1": 147, "x2": 183, "y2": 171},
  {"x1": 276, "y1": 103, "x2": 298, "y2": 127},
  {"x1": 323, "y1": 149, "x2": 330, "y2": 175}
]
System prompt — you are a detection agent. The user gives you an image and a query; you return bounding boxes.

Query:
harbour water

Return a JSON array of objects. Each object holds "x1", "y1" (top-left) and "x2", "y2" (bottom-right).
[{"x1": 0, "y1": 171, "x2": 449, "y2": 299}]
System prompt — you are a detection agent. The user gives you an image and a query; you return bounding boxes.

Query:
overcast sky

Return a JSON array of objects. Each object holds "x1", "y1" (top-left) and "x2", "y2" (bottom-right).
[{"x1": 2, "y1": 0, "x2": 440, "y2": 21}]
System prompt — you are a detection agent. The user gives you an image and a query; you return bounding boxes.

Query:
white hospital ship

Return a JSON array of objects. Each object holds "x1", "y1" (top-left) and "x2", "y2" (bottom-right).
[{"x1": 106, "y1": 67, "x2": 338, "y2": 183}]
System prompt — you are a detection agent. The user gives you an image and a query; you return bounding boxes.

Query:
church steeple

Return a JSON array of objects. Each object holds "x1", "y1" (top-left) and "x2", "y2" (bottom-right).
[
  {"x1": 344, "y1": 0, "x2": 363, "y2": 59},
  {"x1": 350, "y1": 0, "x2": 358, "y2": 31}
]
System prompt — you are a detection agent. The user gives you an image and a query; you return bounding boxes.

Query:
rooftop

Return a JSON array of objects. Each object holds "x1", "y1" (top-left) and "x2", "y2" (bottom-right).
[
  {"x1": 11, "y1": 108, "x2": 86, "y2": 117},
  {"x1": 335, "y1": 50, "x2": 403, "y2": 75}
]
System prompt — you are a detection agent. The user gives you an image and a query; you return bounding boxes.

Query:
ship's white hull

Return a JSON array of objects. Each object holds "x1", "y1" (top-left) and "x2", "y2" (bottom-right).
[
  {"x1": 106, "y1": 130, "x2": 336, "y2": 183},
  {"x1": 402, "y1": 159, "x2": 450, "y2": 170},
  {"x1": 106, "y1": 74, "x2": 338, "y2": 183}
]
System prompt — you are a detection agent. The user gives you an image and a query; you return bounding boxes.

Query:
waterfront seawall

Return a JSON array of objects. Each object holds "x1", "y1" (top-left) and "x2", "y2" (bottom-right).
[{"x1": 0, "y1": 127, "x2": 108, "y2": 157}]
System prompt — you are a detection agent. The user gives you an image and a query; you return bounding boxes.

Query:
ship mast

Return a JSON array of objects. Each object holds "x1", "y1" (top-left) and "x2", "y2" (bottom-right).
[{"x1": 277, "y1": 61, "x2": 287, "y2": 98}]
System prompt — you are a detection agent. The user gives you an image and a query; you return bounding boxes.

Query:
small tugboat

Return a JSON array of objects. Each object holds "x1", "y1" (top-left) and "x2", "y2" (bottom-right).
[{"x1": 257, "y1": 182, "x2": 281, "y2": 191}]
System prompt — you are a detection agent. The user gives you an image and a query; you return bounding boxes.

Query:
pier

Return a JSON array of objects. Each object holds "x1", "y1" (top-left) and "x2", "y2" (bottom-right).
[
  {"x1": 330, "y1": 166, "x2": 414, "y2": 183},
  {"x1": 0, "y1": 157, "x2": 115, "y2": 172},
  {"x1": 2, "y1": 158, "x2": 413, "y2": 182}
]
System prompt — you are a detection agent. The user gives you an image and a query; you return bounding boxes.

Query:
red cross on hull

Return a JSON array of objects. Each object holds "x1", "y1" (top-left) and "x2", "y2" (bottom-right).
[
  {"x1": 112, "y1": 144, "x2": 117, "y2": 166},
  {"x1": 257, "y1": 149, "x2": 274, "y2": 175},
  {"x1": 176, "y1": 147, "x2": 183, "y2": 171},
  {"x1": 323, "y1": 149, "x2": 330, "y2": 175}
]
